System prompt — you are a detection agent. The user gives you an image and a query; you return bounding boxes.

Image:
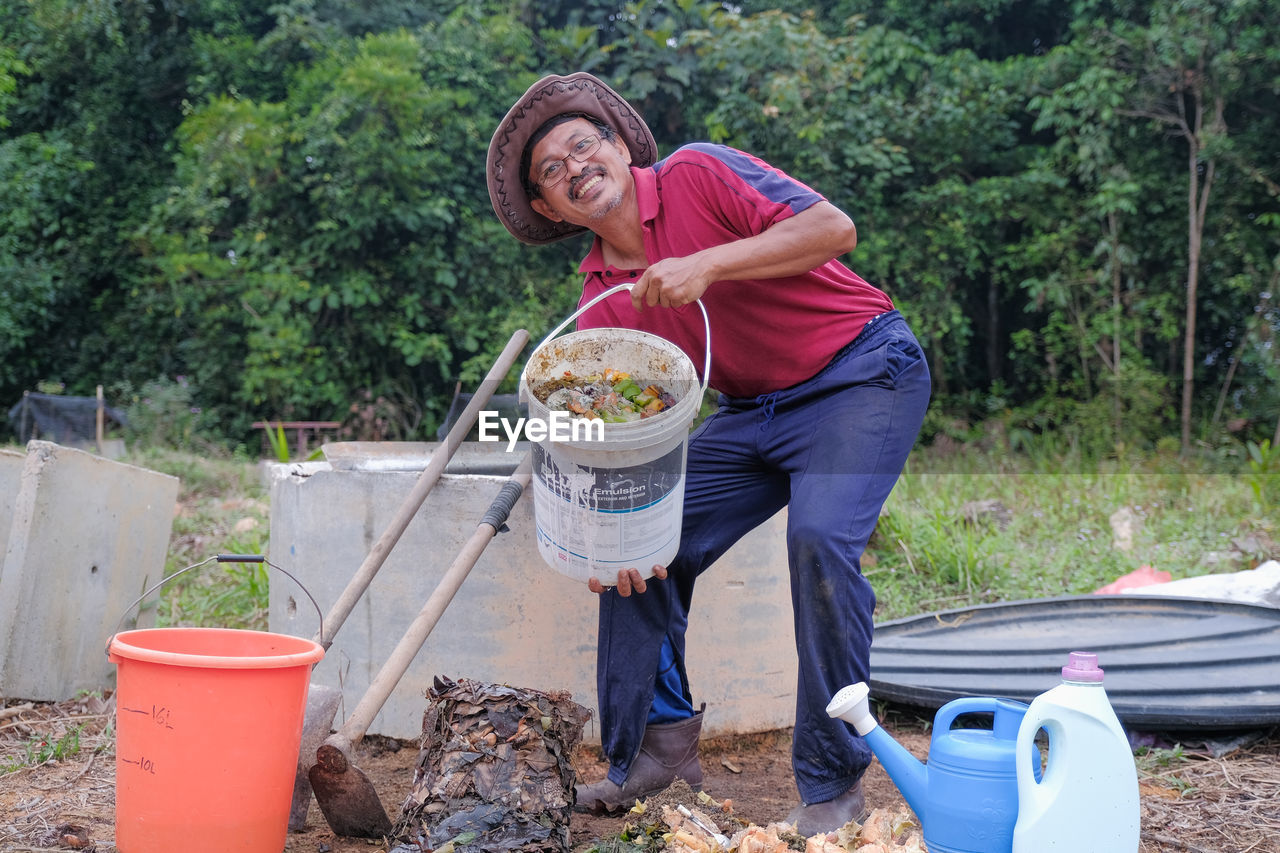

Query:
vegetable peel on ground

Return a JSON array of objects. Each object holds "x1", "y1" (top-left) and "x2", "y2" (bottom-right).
[{"x1": 601, "y1": 782, "x2": 924, "y2": 853}]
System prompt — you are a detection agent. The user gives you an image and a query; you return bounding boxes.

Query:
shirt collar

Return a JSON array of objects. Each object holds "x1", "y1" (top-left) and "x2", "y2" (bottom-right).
[{"x1": 579, "y1": 164, "x2": 659, "y2": 274}]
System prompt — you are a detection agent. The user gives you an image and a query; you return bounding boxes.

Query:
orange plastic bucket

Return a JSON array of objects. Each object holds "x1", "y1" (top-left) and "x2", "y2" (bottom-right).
[{"x1": 108, "y1": 627, "x2": 324, "y2": 853}]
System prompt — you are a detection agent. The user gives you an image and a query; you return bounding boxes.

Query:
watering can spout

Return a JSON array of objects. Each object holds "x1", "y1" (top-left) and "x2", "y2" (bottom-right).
[
  {"x1": 827, "y1": 683, "x2": 928, "y2": 816},
  {"x1": 831, "y1": 683, "x2": 1033, "y2": 853}
]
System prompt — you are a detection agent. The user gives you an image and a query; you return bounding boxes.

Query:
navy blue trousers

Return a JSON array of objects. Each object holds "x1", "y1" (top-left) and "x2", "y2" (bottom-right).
[{"x1": 596, "y1": 310, "x2": 932, "y2": 803}]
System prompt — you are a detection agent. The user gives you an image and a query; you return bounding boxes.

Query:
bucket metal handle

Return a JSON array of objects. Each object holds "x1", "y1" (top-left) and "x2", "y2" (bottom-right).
[
  {"x1": 521, "y1": 282, "x2": 712, "y2": 401},
  {"x1": 106, "y1": 554, "x2": 324, "y2": 656}
]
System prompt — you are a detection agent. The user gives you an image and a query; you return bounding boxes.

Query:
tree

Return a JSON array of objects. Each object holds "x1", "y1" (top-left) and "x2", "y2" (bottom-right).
[
  {"x1": 1028, "y1": 38, "x2": 1156, "y2": 447},
  {"x1": 786, "y1": 0, "x2": 1078, "y2": 59},
  {"x1": 0, "y1": 0, "x2": 281, "y2": 427},
  {"x1": 1110, "y1": 0, "x2": 1277, "y2": 452},
  {"x1": 132, "y1": 7, "x2": 576, "y2": 437},
  {"x1": 4, "y1": 0, "x2": 1276, "y2": 450}
]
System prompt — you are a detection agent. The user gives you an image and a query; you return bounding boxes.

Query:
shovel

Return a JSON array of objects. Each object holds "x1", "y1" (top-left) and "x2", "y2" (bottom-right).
[
  {"x1": 289, "y1": 329, "x2": 530, "y2": 830},
  {"x1": 309, "y1": 453, "x2": 533, "y2": 838}
]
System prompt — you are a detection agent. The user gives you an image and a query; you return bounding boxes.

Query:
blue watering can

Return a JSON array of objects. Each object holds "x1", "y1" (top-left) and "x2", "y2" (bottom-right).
[{"x1": 827, "y1": 683, "x2": 1040, "y2": 853}]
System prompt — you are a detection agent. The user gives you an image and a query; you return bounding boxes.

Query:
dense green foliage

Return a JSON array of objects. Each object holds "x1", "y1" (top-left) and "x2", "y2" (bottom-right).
[{"x1": 2, "y1": 0, "x2": 1277, "y2": 454}]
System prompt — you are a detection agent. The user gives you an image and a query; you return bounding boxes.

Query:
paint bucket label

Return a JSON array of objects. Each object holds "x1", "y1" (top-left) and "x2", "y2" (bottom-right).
[{"x1": 532, "y1": 441, "x2": 685, "y2": 576}]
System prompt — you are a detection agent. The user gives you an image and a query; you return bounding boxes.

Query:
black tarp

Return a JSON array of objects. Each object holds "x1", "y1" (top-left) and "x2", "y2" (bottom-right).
[
  {"x1": 8, "y1": 392, "x2": 127, "y2": 444},
  {"x1": 868, "y1": 594, "x2": 1280, "y2": 730}
]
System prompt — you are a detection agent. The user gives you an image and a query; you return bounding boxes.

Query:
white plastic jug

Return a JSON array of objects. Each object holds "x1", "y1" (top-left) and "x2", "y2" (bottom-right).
[{"x1": 1012, "y1": 652, "x2": 1140, "y2": 852}]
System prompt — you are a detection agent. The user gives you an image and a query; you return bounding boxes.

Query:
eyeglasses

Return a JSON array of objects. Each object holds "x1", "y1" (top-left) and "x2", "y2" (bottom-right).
[{"x1": 534, "y1": 135, "x2": 602, "y2": 189}]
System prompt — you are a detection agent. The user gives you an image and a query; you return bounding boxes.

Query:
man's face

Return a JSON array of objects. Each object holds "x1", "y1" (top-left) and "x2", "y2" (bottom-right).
[{"x1": 528, "y1": 118, "x2": 633, "y2": 228}]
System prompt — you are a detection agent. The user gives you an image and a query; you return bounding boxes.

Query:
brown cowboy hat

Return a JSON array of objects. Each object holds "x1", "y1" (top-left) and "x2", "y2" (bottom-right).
[{"x1": 487, "y1": 72, "x2": 658, "y2": 245}]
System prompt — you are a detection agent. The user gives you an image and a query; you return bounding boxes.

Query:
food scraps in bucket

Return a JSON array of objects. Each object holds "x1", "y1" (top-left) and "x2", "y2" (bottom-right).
[{"x1": 538, "y1": 367, "x2": 678, "y2": 423}]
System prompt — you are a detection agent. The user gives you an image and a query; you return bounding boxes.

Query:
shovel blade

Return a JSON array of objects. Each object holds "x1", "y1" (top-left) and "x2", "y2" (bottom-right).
[
  {"x1": 309, "y1": 756, "x2": 394, "y2": 839},
  {"x1": 289, "y1": 685, "x2": 343, "y2": 831}
]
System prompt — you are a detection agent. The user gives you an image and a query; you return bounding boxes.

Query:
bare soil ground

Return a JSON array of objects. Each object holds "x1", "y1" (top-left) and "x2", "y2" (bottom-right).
[{"x1": 1, "y1": 695, "x2": 1277, "y2": 852}]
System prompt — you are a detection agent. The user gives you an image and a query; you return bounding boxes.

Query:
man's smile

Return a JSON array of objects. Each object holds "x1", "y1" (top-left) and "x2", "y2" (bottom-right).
[{"x1": 570, "y1": 170, "x2": 606, "y2": 200}]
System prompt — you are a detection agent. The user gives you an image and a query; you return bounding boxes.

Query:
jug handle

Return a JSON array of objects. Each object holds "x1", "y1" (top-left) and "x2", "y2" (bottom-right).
[
  {"x1": 519, "y1": 282, "x2": 712, "y2": 402},
  {"x1": 933, "y1": 696, "x2": 1003, "y2": 736},
  {"x1": 1016, "y1": 703, "x2": 1054, "y2": 787}
]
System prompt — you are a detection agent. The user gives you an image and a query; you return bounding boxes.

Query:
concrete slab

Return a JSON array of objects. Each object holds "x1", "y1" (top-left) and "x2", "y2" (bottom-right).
[
  {"x1": 0, "y1": 441, "x2": 179, "y2": 700},
  {"x1": 267, "y1": 442, "x2": 798, "y2": 742},
  {"x1": 0, "y1": 447, "x2": 24, "y2": 567}
]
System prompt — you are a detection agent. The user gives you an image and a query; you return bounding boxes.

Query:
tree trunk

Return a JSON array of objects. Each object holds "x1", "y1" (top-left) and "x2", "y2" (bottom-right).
[
  {"x1": 1178, "y1": 83, "x2": 1222, "y2": 456},
  {"x1": 1109, "y1": 209, "x2": 1123, "y2": 444},
  {"x1": 1180, "y1": 149, "x2": 1201, "y2": 455},
  {"x1": 987, "y1": 272, "x2": 1000, "y2": 385},
  {"x1": 1210, "y1": 352, "x2": 1240, "y2": 434},
  {"x1": 1073, "y1": 284, "x2": 1092, "y2": 396}
]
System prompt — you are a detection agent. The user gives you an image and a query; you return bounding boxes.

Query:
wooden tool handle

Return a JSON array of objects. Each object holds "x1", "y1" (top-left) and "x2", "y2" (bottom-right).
[
  {"x1": 332, "y1": 454, "x2": 533, "y2": 746},
  {"x1": 316, "y1": 329, "x2": 529, "y2": 649}
]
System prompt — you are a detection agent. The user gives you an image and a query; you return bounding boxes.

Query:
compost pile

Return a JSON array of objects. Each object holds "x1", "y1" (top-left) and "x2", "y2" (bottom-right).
[
  {"x1": 597, "y1": 780, "x2": 925, "y2": 853},
  {"x1": 538, "y1": 368, "x2": 678, "y2": 422},
  {"x1": 388, "y1": 676, "x2": 592, "y2": 853}
]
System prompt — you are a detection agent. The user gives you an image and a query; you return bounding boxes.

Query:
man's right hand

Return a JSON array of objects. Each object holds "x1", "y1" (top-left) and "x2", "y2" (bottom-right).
[{"x1": 587, "y1": 564, "x2": 668, "y2": 596}]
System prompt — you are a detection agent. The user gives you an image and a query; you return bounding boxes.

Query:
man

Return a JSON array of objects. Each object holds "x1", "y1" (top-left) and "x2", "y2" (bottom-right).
[{"x1": 487, "y1": 72, "x2": 931, "y2": 835}]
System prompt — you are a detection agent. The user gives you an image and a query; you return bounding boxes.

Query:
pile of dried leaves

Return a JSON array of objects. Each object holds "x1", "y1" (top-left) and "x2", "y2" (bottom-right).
[{"x1": 389, "y1": 676, "x2": 592, "y2": 853}]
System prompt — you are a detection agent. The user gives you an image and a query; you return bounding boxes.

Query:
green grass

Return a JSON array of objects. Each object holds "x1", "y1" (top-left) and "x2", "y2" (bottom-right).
[
  {"x1": 868, "y1": 446, "x2": 1274, "y2": 622},
  {"x1": 1134, "y1": 743, "x2": 1198, "y2": 797},
  {"x1": 119, "y1": 447, "x2": 272, "y2": 630},
  {"x1": 0, "y1": 725, "x2": 87, "y2": 773},
  {"x1": 97, "y1": 441, "x2": 1274, "y2": 631}
]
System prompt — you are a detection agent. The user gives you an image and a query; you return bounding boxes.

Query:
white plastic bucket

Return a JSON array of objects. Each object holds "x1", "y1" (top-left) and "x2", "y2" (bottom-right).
[{"x1": 519, "y1": 283, "x2": 710, "y2": 585}]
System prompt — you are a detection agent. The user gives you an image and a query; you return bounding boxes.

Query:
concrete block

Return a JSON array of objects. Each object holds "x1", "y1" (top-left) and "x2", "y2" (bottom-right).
[
  {"x1": 267, "y1": 442, "x2": 798, "y2": 742},
  {"x1": 0, "y1": 447, "x2": 24, "y2": 565},
  {"x1": 0, "y1": 441, "x2": 179, "y2": 700}
]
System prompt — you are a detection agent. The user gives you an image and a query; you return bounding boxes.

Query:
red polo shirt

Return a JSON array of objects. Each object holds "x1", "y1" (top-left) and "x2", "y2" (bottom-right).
[{"x1": 574, "y1": 143, "x2": 893, "y2": 398}]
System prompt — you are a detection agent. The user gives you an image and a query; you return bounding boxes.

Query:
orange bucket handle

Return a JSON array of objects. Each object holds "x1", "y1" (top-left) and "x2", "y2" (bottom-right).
[{"x1": 106, "y1": 554, "x2": 323, "y2": 657}]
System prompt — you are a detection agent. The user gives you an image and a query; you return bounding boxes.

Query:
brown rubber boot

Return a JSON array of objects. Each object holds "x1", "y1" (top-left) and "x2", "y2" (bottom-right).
[
  {"x1": 785, "y1": 780, "x2": 867, "y2": 836},
  {"x1": 574, "y1": 711, "x2": 704, "y2": 814}
]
